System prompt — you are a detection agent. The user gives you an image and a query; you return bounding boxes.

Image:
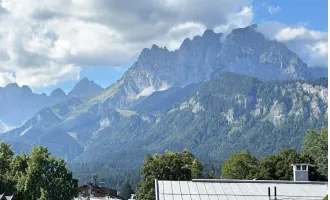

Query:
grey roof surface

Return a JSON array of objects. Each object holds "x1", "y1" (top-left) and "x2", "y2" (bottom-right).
[
  {"x1": 155, "y1": 179, "x2": 328, "y2": 200},
  {"x1": 4, "y1": 196, "x2": 13, "y2": 200}
]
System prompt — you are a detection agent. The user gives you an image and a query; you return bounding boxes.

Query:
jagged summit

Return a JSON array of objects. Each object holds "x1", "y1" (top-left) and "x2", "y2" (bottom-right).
[
  {"x1": 103, "y1": 24, "x2": 310, "y2": 108},
  {"x1": 4, "y1": 83, "x2": 19, "y2": 89},
  {"x1": 21, "y1": 85, "x2": 33, "y2": 94},
  {"x1": 50, "y1": 88, "x2": 67, "y2": 98},
  {"x1": 68, "y1": 77, "x2": 104, "y2": 98}
]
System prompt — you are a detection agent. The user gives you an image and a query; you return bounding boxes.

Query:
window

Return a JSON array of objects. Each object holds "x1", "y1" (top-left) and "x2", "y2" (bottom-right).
[
  {"x1": 302, "y1": 165, "x2": 307, "y2": 171},
  {"x1": 296, "y1": 165, "x2": 301, "y2": 170}
]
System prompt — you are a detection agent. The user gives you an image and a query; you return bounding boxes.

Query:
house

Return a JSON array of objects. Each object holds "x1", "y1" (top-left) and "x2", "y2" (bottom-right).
[
  {"x1": 155, "y1": 163, "x2": 328, "y2": 200},
  {"x1": 77, "y1": 183, "x2": 123, "y2": 199}
]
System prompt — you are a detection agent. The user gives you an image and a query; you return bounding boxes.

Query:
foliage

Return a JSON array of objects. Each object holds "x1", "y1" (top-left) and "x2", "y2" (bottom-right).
[
  {"x1": 0, "y1": 144, "x2": 78, "y2": 200},
  {"x1": 136, "y1": 150, "x2": 203, "y2": 200},
  {"x1": 302, "y1": 128, "x2": 328, "y2": 176},
  {"x1": 324, "y1": 195, "x2": 328, "y2": 200},
  {"x1": 121, "y1": 180, "x2": 135, "y2": 200},
  {"x1": 0, "y1": 142, "x2": 15, "y2": 194},
  {"x1": 221, "y1": 150, "x2": 259, "y2": 179},
  {"x1": 223, "y1": 148, "x2": 327, "y2": 181}
]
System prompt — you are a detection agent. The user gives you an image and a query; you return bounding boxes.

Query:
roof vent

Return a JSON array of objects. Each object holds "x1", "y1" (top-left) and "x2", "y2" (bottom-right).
[{"x1": 292, "y1": 163, "x2": 312, "y2": 181}]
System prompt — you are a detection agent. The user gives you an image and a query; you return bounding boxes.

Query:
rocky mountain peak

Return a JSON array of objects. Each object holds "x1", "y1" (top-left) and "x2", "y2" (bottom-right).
[
  {"x1": 68, "y1": 77, "x2": 104, "y2": 98},
  {"x1": 21, "y1": 85, "x2": 33, "y2": 94},
  {"x1": 94, "y1": 24, "x2": 311, "y2": 108},
  {"x1": 4, "y1": 83, "x2": 19, "y2": 90},
  {"x1": 50, "y1": 88, "x2": 67, "y2": 99},
  {"x1": 202, "y1": 29, "x2": 219, "y2": 41}
]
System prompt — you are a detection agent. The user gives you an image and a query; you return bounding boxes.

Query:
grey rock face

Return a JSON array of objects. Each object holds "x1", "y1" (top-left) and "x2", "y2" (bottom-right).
[{"x1": 103, "y1": 25, "x2": 310, "y2": 108}]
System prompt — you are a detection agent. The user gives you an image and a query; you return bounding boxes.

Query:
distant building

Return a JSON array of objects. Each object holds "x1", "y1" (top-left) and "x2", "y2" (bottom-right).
[
  {"x1": 77, "y1": 183, "x2": 123, "y2": 199},
  {"x1": 155, "y1": 163, "x2": 328, "y2": 200}
]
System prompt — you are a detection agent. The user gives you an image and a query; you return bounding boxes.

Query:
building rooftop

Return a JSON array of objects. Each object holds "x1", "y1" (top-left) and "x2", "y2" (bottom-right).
[{"x1": 155, "y1": 179, "x2": 328, "y2": 200}]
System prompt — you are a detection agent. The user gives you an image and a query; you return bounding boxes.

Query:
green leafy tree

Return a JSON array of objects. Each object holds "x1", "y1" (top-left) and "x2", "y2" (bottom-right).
[
  {"x1": 38, "y1": 188, "x2": 49, "y2": 200},
  {"x1": 257, "y1": 154, "x2": 279, "y2": 180},
  {"x1": 4, "y1": 152, "x2": 28, "y2": 198},
  {"x1": 121, "y1": 180, "x2": 135, "y2": 200},
  {"x1": 302, "y1": 128, "x2": 328, "y2": 176},
  {"x1": 20, "y1": 147, "x2": 78, "y2": 200},
  {"x1": 0, "y1": 142, "x2": 15, "y2": 194},
  {"x1": 221, "y1": 150, "x2": 259, "y2": 179},
  {"x1": 273, "y1": 149, "x2": 301, "y2": 180},
  {"x1": 257, "y1": 149, "x2": 326, "y2": 181},
  {"x1": 258, "y1": 149, "x2": 302, "y2": 180},
  {"x1": 137, "y1": 150, "x2": 203, "y2": 200},
  {"x1": 0, "y1": 143, "x2": 78, "y2": 199}
]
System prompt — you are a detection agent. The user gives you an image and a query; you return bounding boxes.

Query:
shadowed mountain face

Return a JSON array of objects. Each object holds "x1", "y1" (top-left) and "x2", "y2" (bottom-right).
[
  {"x1": 1, "y1": 73, "x2": 327, "y2": 170},
  {"x1": 0, "y1": 78, "x2": 103, "y2": 131}
]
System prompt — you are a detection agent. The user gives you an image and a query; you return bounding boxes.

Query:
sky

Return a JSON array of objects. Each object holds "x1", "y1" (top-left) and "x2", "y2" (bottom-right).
[{"x1": 0, "y1": 0, "x2": 328, "y2": 94}]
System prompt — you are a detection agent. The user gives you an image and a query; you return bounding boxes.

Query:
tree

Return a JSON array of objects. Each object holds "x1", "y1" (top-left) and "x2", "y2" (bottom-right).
[
  {"x1": 137, "y1": 150, "x2": 203, "y2": 200},
  {"x1": 20, "y1": 147, "x2": 78, "y2": 200},
  {"x1": 257, "y1": 149, "x2": 326, "y2": 181},
  {"x1": 302, "y1": 128, "x2": 328, "y2": 176},
  {"x1": 258, "y1": 154, "x2": 279, "y2": 180},
  {"x1": 221, "y1": 150, "x2": 259, "y2": 179},
  {"x1": 0, "y1": 143, "x2": 78, "y2": 199},
  {"x1": 273, "y1": 149, "x2": 301, "y2": 180},
  {"x1": 38, "y1": 188, "x2": 49, "y2": 200},
  {"x1": 0, "y1": 142, "x2": 15, "y2": 194},
  {"x1": 121, "y1": 180, "x2": 135, "y2": 200},
  {"x1": 0, "y1": 142, "x2": 14, "y2": 175}
]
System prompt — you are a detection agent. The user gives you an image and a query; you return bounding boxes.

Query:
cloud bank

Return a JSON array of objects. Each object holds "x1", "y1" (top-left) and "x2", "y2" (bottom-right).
[{"x1": 0, "y1": 0, "x2": 327, "y2": 88}]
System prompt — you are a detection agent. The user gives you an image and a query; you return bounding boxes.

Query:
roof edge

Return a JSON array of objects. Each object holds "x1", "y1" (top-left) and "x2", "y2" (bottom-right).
[{"x1": 191, "y1": 179, "x2": 328, "y2": 185}]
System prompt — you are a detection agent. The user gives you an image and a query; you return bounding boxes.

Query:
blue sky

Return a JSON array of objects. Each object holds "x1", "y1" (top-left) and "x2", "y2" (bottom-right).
[
  {"x1": 253, "y1": 0, "x2": 328, "y2": 31},
  {"x1": 1, "y1": 0, "x2": 327, "y2": 95}
]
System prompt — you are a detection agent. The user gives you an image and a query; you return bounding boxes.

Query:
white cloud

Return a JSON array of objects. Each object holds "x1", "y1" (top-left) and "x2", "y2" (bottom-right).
[
  {"x1": 0, "y1": 0, "x2": 252, "y2": 88},
  {"x1": 268, "y1": 5, "x2": 281, "y2": 14},
  {"x1": 257, "y1": 22, "x2": 328, "y2": 67},
  {"x1": 214, "y1": 6, "x2": 254, "y2": 34},
  {"x1": 0, "y1": 0, "x2": 327, "y2": 89}
]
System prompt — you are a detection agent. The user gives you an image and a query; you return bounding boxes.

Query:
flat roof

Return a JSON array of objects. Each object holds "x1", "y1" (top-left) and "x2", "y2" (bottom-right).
[
  {"x1": 155, "y1": 179, "x2": 328, "y2": 200},
  {"x1": 192, "y1": 179, "x2": 328, "y2": 185}
]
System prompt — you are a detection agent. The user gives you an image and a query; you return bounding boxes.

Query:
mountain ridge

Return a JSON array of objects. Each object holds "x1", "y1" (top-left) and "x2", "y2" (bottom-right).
[
  {"x1": 1, "y1": 73, "x2": 327, "y2": 162},
  {"x1": 0, "y1": 77, "x2": 103, "y2": 130},
  {"x1": 85, "y1": 25, "x2": 315, "y2": 110}
]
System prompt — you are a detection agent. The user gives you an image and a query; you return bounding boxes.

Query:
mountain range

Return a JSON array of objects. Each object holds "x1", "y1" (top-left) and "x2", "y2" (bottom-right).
[
  {"x1": 0, "y1": 24, "x2": 327, "y2": 185},
  {"x1": 0, "y1": 77, "x2": 103, "y2": 132}
]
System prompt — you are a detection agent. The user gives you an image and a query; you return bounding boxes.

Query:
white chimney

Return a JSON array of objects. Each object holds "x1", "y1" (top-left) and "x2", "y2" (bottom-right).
[{"x1": 291, "y1": 163, "x2": 311, "y2": 181}]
